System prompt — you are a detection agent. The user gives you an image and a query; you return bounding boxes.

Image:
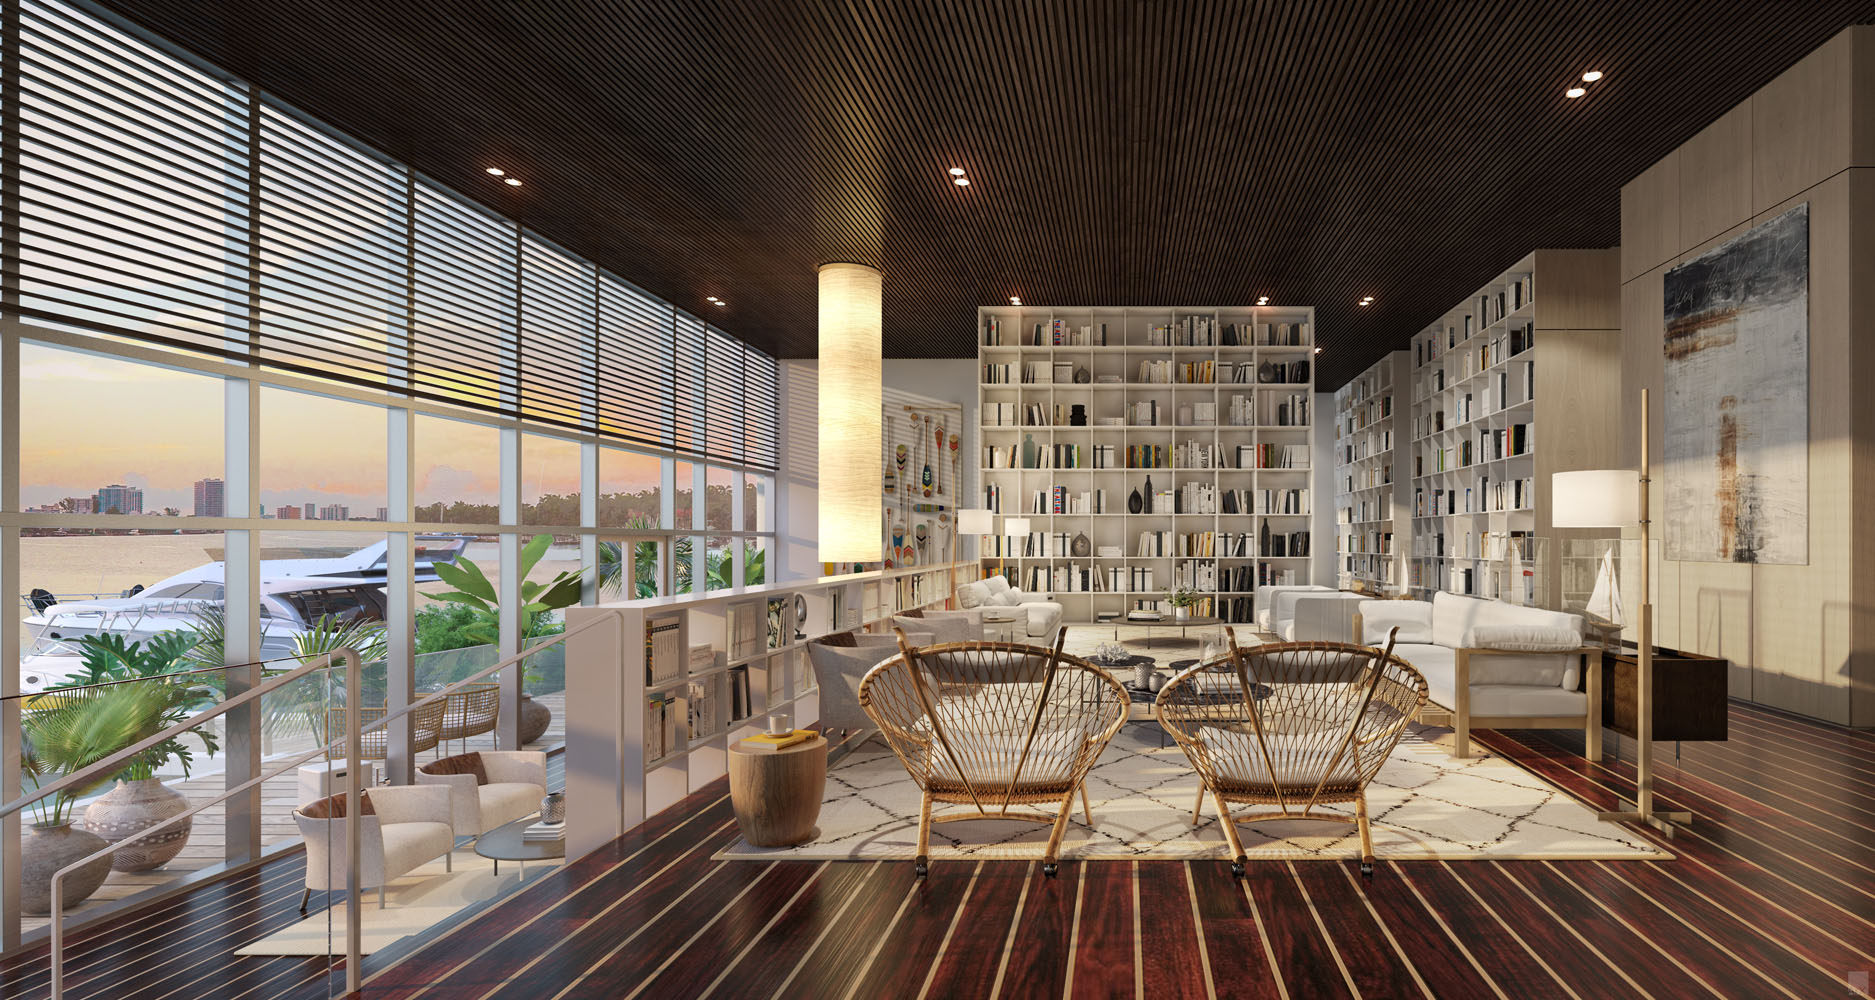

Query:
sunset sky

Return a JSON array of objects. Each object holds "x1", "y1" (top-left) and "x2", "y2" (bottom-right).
[{"x1": 20, "y1": 343, "x2": 658, "y2": 514}]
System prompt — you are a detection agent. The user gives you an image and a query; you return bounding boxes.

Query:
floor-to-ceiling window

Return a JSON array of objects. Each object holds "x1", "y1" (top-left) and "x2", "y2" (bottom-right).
[{"x1": 0, "y1": 0, "x2": 779, "y2": 948}]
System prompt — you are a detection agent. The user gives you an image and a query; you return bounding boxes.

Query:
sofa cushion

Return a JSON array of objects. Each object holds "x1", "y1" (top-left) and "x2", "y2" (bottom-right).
[
  {"x1": 1021, "y1": 602, "x2": 1064, "y2": 638},
  {"x1": 983, "y1": 575, "x2": 1013, "y2": 595},
  {"x1": 1358, "y1": 600, "x2": 1433, "y2": 645},
  {"x1": 1467, "y1": 651, "x2": 1575, "y2": 688},
  {"x1": 380, "y1": 821, "x2": 454, "y2": 877},
  {"x1": 956, "y1": 580, "x2": 991, "y2": 609},
  {"x1": 895, "y1": 613, "x2": 975, "y2": 645},
  {"x1": 1432, "y1": 591, "x2": 1583, "y2": 648},
  {"x1": 1392, "y1": 643, "x2": 1456, "y2": 707},
  {"x1": 1469, "y1": 624, "x2": 1580, "y2": 652},
  {"x1": 990, "y1": 590, "x2": 1023, "y2": 607},
  {"x1": 478, "y1": 782, "x2": 545, "y2": 832}
]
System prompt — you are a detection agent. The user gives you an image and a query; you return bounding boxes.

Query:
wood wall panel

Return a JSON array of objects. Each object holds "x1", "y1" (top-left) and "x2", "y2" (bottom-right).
[
  {"x1": 1751, "y1": 30, "x2": 1856, "y2": 213},
  {"x1": 1677, "y1": 104, "x2": 1754, "y2": 248},
  {"x1": 1620, "y1": 152, "x2": 1681, "y2": 283},
  {"x1": 1620, "y1": 28, "x2": 1873, "y2": 724}
]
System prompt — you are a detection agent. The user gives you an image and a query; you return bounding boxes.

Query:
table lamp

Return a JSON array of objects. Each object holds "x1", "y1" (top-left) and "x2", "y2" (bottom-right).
[{"x1": 1550, "y1": 389, "x2": 1689, "y2": 835}]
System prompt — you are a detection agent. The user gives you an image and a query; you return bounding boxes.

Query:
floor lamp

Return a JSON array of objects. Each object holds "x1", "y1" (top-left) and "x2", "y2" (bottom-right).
[
  {"x1": 952, "y1": 508, "x2": 994, "y2": 601},
  {"x1": 1551, "y1": 389, "x2": 1691, "y2": 836}
]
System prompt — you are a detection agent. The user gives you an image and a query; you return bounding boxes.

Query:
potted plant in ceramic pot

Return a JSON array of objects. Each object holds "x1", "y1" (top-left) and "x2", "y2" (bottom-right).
[
  {"x1": 429, "y1": 534, "x2": 584, "y2": 745},
  {"x1": 21, "y1": 662, "x2": 217, "y2": 912},
  {"x1": 1165, "y1": 586, "x2": 1198, "y2": 622},
  {"x1": 58, "y1": 633, "x2": 220, "y2": 875}
]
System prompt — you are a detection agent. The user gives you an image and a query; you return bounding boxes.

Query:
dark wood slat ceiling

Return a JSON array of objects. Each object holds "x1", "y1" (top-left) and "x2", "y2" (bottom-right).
[{"x1": 82, "y1": 0, "x2": 1875, "y2": 387}]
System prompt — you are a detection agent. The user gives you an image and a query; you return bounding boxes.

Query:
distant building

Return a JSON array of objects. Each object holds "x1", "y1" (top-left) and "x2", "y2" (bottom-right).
[
  {"x1": 303, "y1": 502, "x2": 317, "y2": 520},
  {"x1": 94, "y1": 483, "x2": 143, "y2": 515},
  {"x1": 318, "y1": 503, "x2": 350, "y2": 521},
  {"x1": 375, "y1": 507, "x2": 389, "y2": 522},
  {"x1": 276, "y1": 506, "x2": 302, "y2": 520},
  {"x1": 193, "y1": 477, "x2": 225, "y2": 517},
  {"x1": 62, "y1": 496, "x2": 94, "y2": 514}
]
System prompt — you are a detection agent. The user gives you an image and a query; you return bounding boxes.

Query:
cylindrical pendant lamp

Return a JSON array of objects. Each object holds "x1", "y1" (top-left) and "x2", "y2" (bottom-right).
[{"x1": 818, "y1": 262, "x2": 884, "y2": 563}]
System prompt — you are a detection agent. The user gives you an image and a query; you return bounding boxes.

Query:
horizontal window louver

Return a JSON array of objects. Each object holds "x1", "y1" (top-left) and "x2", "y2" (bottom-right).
[{"x1": 6, "y1": 0, "x2": 781, "y2": 470}]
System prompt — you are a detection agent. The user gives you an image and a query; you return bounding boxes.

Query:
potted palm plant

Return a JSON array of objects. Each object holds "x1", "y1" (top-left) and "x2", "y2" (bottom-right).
[
  {"x1": 22, "y1": 662, "x2": 217, "y2": 911},
  {"x1": 54, "y1": 633, "x2": 220, "y2": 875},
  {"x1": 430, "y1": 534, "x2": 584, "y2": 745}
]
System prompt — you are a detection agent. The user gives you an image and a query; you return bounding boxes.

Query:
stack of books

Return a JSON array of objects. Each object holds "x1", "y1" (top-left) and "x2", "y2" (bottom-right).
[
  {"x1": 739, "y1": 729, "x2": 816, "y2": 754},
  {"x1": 522, "y1": 819, "x2": 564, "y2": 843}
]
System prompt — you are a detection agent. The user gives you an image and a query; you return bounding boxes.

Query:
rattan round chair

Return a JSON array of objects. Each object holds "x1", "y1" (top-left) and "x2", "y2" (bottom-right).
[
  {"x1": 1155, "y1": 626, "x2": 1426, "y2": 878},
  {"x1": 859, "y1": 629, "x2": 1128, "y2": 878}
]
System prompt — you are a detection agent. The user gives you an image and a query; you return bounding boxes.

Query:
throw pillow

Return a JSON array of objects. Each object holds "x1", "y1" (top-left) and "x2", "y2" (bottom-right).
[
  {"x1": 1467, "y1": 624, "x2": 1580, "y2": 652},
  {"x1": 983, "y1": 575, "x2": 1013, "y2": 595},
  {"x1": 815, "y1": 631, "x2": 857, "y2": 647},
  {"x1": 955, "y1": 581, "x2": 990, "y2": 609},
  {"x1": 898, "y1": 607, "x2": 925, "y2": 618},
  {"x1": 990, "y1": 590, "x2": 1023, "y2": 607}
]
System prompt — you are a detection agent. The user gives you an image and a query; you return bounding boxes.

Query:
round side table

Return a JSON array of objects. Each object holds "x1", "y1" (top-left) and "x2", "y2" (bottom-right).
[{"x1": 727, "y1": 734, "x2": 828, "y2": 847}]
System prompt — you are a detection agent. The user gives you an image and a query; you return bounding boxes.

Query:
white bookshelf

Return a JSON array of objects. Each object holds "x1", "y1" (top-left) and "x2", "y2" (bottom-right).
[
  {"x1": 565, "y1": 561, "x2": 971, "y2": 855},
  {"x1": 1334, "y1": 350, "x2": 1410, "y2": 593},
  {"x1": 1405, "y1": 249, "x2": 1619, "y2": 606},
  {"x1": 975, "y1": 305, "x2": 1319, "y2": 625}
]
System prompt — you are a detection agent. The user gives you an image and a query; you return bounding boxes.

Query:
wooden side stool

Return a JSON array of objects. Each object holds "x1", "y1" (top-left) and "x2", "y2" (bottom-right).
[{"x1": 727, "y1": 734, "x2": 828, "y2": 846}]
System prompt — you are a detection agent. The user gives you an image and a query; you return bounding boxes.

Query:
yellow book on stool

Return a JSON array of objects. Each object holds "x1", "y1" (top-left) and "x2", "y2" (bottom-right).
[{"x1": 739, "y1": 729, "x2": 816, "y2": 753}]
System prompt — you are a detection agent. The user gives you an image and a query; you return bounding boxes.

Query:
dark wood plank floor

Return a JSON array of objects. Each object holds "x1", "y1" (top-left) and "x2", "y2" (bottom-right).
[{"x1": 3, "y1": 704, "x2": 1871, "y2": 999}]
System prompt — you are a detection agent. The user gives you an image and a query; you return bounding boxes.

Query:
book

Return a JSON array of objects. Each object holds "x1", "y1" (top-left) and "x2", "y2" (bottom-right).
[
  {"x1": 522, "y1": 820, "x2": 565, "y2": 842},
  {"x1": 740, "y1": 729, "x2": 817, "y2": 753}
]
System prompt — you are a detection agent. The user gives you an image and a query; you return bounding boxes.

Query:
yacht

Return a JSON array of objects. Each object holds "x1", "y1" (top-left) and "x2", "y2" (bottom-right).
[{"x1": 18, "y1": 535, "x2": 470, "y2": 693}]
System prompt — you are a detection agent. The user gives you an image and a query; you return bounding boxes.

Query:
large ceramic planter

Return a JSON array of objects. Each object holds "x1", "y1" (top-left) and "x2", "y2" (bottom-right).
[
  {"x1": 84, "y1": 777, "x2": 192, "y2": 872},
  {"x1": 519, "y1": 695, "x2": 552, "y2": 746},
  {"x1": 22, "y1": 823, "x2": 113, "y2": 915}
]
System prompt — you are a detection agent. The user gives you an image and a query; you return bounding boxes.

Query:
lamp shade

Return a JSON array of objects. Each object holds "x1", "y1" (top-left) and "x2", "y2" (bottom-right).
[
  {"x1": 1003, "y1": 516, "x2": 1032, "y2": 538},
  {"x1": 1550, "y1": 469, "x2": 1640, "y2": 528},
  {"x1": 956, "y1": 508, "x2": 994, "y2": 534},
  {"x1": 817, "y1": 263, "x2": 883, "y2": 562}
]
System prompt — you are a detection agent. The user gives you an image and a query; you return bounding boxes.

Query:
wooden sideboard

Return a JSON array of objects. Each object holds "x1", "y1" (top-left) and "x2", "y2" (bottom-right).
[{"x1": 1600, "y1": 647, "x2": 1729, "y2": 743}]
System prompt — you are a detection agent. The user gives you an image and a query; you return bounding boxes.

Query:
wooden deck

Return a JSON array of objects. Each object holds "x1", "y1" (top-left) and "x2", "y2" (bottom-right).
[{"x1": 1, "y1": 700, "x2": 1870, "y2": 999}]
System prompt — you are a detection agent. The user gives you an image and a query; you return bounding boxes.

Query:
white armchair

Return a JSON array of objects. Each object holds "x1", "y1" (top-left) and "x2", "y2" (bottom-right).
[
  {"x1": 294, "y1": 783, "x2": 455, "y2": 912},
  {"x1": 417, "y1": 750, "x2": 549, "y2": 836}
]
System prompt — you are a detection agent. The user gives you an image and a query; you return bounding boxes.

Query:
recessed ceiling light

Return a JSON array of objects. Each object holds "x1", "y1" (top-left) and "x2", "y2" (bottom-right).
[
  {"x1": 714, "y1": 300, "x2": 726, "y2": 307},
  {"x1": 1581, "y1": 70, "x2": 1604, "y2": 83},
  {"x1": 1566, "y1": 86, "x2": 1586, "y2": 99},
  {"x1": 953, "y1": 177, "x2": 970, "y2": 186},
  {"x1": 1256, "y1": 296, "x2": 1269, "y2": 306},
  {"x1": 948, "y1": 167, "x2": 966, "y2": 177},
  {"x1": 705, "y1": 296, "x2": 719, "y2": 302},
  {"x1": 485, "y1": 167, "x2": 505, "y2": 176},
  {"x1": 504, "y1": 177, "x2": 522, "y2": 186},
  {"x1": 1313, "y1": 347, "x2": 1324, "y2": 355},
  {"x1": 1009, "y1": 296, "x2": 1021, "y2": 305}
]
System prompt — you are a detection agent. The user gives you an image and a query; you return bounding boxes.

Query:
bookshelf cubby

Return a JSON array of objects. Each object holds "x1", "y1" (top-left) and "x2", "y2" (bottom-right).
[
  {"x1": 565, "y1": 561, "x2": 972, "y2": 854},
  {"x1": 1405, "y1": 249, "x2": 1620, "y2": 606},
  {"x1": 976, "y1": 305, "x2": 1319, "y2": 624},
  {"x1": 1334, "y1": 350, "x2": 1410, "y2": 593}
]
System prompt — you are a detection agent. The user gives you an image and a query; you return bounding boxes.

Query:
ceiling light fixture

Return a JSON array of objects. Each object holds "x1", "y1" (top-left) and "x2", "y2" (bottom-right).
[
  {"x1": 504, "y1": 177, "x2": 522, "y2": 186},
  {"x1": 705, "y1": 296, "x2": 719, "y2": 302},
  {"x1": 953, "y1": 177, "x2": 970, "y2": 186},
  {"x1": 1566, "y1": 86, "x2": 1587, "y2": 99},
  {"x1": 1314, "y1": 347, "x2": 1324, "y2": 355},
  {"x1": 1256, "y1": 296, "x2": 1269, "y2": 306},
  {"x1": 485, "y1": 167, "x2": 504, "y2": 176},
  {"x1": 714, "y1": 300, "x2": 726, "y2": 306},
  {"x1": 1581, "y1": 70, "x2": 1604, "y2": 82},
  {"x1": 1009, "y1": 296, "x2": 1021, "y2": 305},
  {"x1": 948, "y1": 167, "x2": 966, "y2": 177}
]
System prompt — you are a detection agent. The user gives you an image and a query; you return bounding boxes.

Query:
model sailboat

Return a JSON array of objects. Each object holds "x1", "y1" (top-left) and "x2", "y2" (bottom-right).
[{"x1": 1584, "y1": 547, "x2": 1626, "y2": 628}]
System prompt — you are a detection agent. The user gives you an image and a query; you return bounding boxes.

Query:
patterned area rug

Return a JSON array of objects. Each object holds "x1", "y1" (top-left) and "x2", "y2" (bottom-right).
[{"x1": 716, "y1": 723, "x2": 1668, "y2": 862}]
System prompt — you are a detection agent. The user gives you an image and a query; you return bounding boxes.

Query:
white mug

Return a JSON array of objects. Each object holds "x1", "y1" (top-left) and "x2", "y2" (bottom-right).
[{"x1": 766, "y1": 713, "x2": 792, "y2": 736}]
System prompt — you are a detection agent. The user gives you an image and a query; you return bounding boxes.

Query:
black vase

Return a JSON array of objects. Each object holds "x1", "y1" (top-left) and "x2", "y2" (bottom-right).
[
  {"x1": 1128, "y1": 488, "x2": 1143, "y2": 514},
  {"x1": 1143, "y1": 475, "x2": 1154, "y2": 513}
]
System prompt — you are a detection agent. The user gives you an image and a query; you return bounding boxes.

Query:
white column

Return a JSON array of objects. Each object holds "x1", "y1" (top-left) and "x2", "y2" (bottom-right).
[
  {"x1": 223, "y1": 378, "x2": 263, "y2": 863},
  {"x1": 384, "y1": 408, "x2": 417, "y2": 784},
  {"x1": 498, "y1": 428, "x2": 522, "y2": 748}
]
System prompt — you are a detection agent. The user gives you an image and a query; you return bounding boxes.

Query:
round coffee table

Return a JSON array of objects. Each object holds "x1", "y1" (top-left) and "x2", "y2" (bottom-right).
[
  {"x1": 476, "y1": 813, "x2": 565, "y2": 875},
  {"x1": 728, "y1": 734, "x2": 828, "y2": 846}
]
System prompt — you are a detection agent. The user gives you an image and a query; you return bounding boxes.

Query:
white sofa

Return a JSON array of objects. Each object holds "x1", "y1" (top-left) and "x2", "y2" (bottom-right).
[
  {"x1": 1354, "y1": 592, "x2": 1601, "y2": 759},
  {"x1": 416, "y1": 750, "x2": 549, "y2": 837},
  {"x1": 294, "y1": 783, "x2": 454, "y2": 912},
  {"x1": 954, "y1": 576, "x2": 1065, "y2": 641},
  {"x1": 1253, "y1": 584, "x2": 1334, "y2": 631}
]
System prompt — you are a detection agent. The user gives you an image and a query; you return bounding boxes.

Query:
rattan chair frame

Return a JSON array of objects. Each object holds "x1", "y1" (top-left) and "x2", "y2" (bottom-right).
[
  {"x1": 324, "y1": 698, "x2": 445, "y2": 761},
  {"x1": 439, "y1": 683, "x2": 501, "y2": 755},
  {"x1": 1154, "y1": 626, "x2": 1427, "y2": 878},
  {"x1": 858, "y1": 629, "x2": 1128, "y2": 878}
]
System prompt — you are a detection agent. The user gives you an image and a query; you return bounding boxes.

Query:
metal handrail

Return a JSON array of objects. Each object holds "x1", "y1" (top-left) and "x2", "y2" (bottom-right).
[
  {"x1": 30, "y1": 614, "x2": 619, "y2": 999},
  {"x1": 0, "y1": 657, "x2": 295, "y2": 703}
]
